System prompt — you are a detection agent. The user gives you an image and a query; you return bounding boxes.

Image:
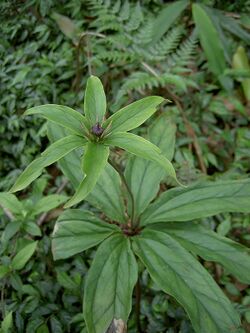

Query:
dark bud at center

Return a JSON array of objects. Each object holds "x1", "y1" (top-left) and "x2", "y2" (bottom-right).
[{"x1": 91, "y1": 122, "x2": 104, "y2": 137}]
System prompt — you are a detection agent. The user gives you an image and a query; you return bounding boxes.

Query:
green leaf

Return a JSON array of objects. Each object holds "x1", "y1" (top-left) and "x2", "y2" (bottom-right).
[
  {"x1": 56, "y1": 271, "x2": 78, "y2": 290},
  {"x1": 23, "y1": 221, "x2": 41, "y2": 237},
  {"x1": 37, "y1": 324, "x2": 49, "y2": 333},
  {"x1": 10, "y1": 135, "x2": 86, "y2": 193},
  {"x1": 32, "y1": 194, "x2": 68, "y2": 215},
  {"x1": 2, "y1": 221, "x2": 21, "y2": 242},
  {"x1": 151, "y1": 0, "x2": 189, "y2": 43},
  {"x1": 105, "y1": 131, "x2": 179, "y2": 185},
  {"x1": 52, "y1": 13, "x2": 78, "y2": 40},
  {"x1": 24, "y1": 104, "x2": 89, "y2": 137},
  {"x1": 141, "y1": 179, "x2": 250, "y2": 225},
  {"x1": 192, "y1": 4, "x2": 226, "y2": 78},
  {"x1": 83, "y1": 234, "x2": 138, "y2": 333},
  {"x1": 233, "y1": 46, "x2": 250, "y2": 101},
  {"x1": 1, "y1": 312, "x2": 13, "y2": 332},
  {"x1": 0, "y1": 265, "x2": 9, "y2": 279},
  {"x1": 87, "y1": 163, "x2": 126, "y2": 223},
  {"x1": 151, "y1": 222, "x2": 250, "y2": 284},
  {"x1": 65, "y1": 143, "x2": 109, "y2": 208},
  {"x1": 0, "y1": 192, "x2": 23, "y2": 215},
  {"x1": 12, "y1": 241, "x2": 38, "y2": 270},
  {"x1": 47, "y1": 123, "x2": 83, "y2": 189},
  {"x1": 125, "y1": 114, "x2": 176, "y2": 219},
  {"x1": 103, "y1": 96, "x2": 164, "y2": 133},
  {"x1": 133, "y1": 229, "x2": 241, "y2": 333},
  {"x1": 84, "y1": 76, "x2": 106, "y2": 125},
  {"x1": 218, "y1": 12, "x2": 250, "y2": 45},
  {"x1": 52, "y1": 209, "x2": 119, "y2": 260}
]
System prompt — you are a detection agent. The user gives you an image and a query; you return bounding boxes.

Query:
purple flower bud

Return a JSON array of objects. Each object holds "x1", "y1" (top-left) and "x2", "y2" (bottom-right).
[{"x1": 91, "y1": 123, "x2": 104, "y2": 137}]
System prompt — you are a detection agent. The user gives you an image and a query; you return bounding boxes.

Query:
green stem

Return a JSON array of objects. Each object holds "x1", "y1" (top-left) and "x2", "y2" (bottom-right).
[{"x1": 108, "y1": 158, "x2": 135, "y2": 227}]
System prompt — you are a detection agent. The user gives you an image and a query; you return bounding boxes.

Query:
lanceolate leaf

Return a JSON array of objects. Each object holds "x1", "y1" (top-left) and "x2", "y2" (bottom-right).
[
  {"x1": 141, "y1": 179, "x2": 250, "y2": 225},
  {"x1": 65, "y1": 143, "x2": 109, "y2": 207},
  {"x1": 52, "y1": 13, "x2": 78, "y2": 40},
  {"x1": 0, "y1": 192, "x2": 23, "y2": 215},
  {"x1": 125, "y1": 114, "x2": 176, "y2": 219},
  {"x1": 151, "y1": 0, "x2": 189, "y2": 43},
  {"x1": 47, "y1": 124, "x2": 126, "y2": 222},
  {"x1": 10, "y1": 135, "x2": 87, "y2": 193},
  {"x1": 12, "y1": 241, "x2": 38, "y2": 270},
  {"x1": 84, "y1": 76, "x2": 106, "y2": 124},
  {"x1": 24, "y1": 104, "x2": 89, "y2": 137},
  {"x1": 150, "y1": 222, "x2": 250, "y2": 284},
  {"x1": 52, "y1": 209, "x2": 119, "y2": 260},
  {"x1": 103, "y1": 96, "x2": 164, "y2": 133},
  {"x1": 192, "y1": 4, "x2": 226, "y2": 77},
  {"x1": 105, "y1": 131, "x2": 178, "y2": 184},
  {"x1": 133, "y1": 229, "x2": 241, "y2": 333},
  {"x1": 32, "y1": 194, "x2": 68, "y2": 215},
  {"x1": 87, "y1": 163, "x2": 126, "y2": 223},
  {"x1": 47, "y1": 123, "x2": 83, "y2": 188},
  {"x1": 83, "y1": 234, "x2": 138, "y2": 333}
]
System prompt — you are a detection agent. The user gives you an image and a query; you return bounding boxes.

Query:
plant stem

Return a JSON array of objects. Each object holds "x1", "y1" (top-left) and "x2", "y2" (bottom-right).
[
  {"x1": 135, "y1": 278, "x2": 142, "y2": 333},
  {"x1": 108, "y1": 158, "x2": 135, "y2": 227}
]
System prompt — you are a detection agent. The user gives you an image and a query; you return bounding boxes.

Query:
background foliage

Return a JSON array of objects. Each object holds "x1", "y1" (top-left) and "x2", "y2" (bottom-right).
[{"x1": 0, "y1": 0, "x2": 250, "y2": 332}]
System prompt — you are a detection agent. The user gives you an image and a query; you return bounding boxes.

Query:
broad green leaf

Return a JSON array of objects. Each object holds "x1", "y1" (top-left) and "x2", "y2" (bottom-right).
[
  {"x1": 202, "y1": 6, "x2": 231, "y2": 64},
  {"x1": 52, "y1": 209, "x2": 119, "y2": 260},
  {"x1": 151, "y1": 222, "x2": 250, "y2": 284},
  {"x1": 56, "y1": 271, "x2": 78, "y2": 290},
  {"x1": 103, "y1": 96, "x2": 164, "y2": 133},
  {"x1": 125, "y1": 114, "x2": 176, "y2": 219},
  {"x1": 24, "y1": 104, "x2": 89, "y2": 137},
  {"x1": 87, "y1": 163, "x2": 126, "y2": 223},
  {"x1": 12, "y1": 241, "x2": 38, "y2": 270},
  {"x1": 47, "y1": 123, "x2": 83, "y2": 188},
  {"x1": 218, "y1": 12, "x2": 250, "y2": 45},
  {"x1": 32, "y1": 194, "x2": 68, "y2": 215},
  {"x1": 37, "y1": 324, "x2": 49, "y2": 333},
  {"x1": 1, "y1": 311, "x2": 13, "y2": 332},
  {"x1": 105, "y1": 131, "x2": 179, "y2": 185},
  {"x1": 0, "y1": 265, "x2": 9, "y2": 279},
  {"x1": 10, "y1": 135, "x2": 86, "y2": 193},
  {"x1": 1, "y1": 221, "x2": 21, "y2": 242},
  {"x1": 52, "y1": 13, "x2": 78, "y2": 40},
  {"x1": 84, "y1": 76, "x2": 106, "y2": 124},
  {"x1": 192, "y1": 4, "x2": 226, "y2": 78},
  {"x1": 65, "y1": 143, "x2": 109, "y2": 208},
  {"x1": 133, "y1": 229, "x2": 241, "y2": 333},
  {"x1": 233, "y1": 46, "x2": 250, "y2": 101},
  {"x1": 151, "y1": 0, "x2": 189, "y2": 43},
  {"x1": 83, "y1": 234, "x2": 138, "y2": 333},
  {"x1": 24, "y1": 221, "x2": 41, "y2": 237},
  {"x1": 0, "y1": 192, "x2": 23, "y2": 215},
  {"x1": 141, "y1": 179, "x2": 250, "y2": 225}
]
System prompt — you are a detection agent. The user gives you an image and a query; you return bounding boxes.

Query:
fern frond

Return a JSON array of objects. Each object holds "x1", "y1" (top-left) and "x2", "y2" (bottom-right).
[
  {"x1": 117, "y1": 71, "x2": 188, "y2": 100},
  {"x1": 132, "y1": 18, "x2": 154, "y2": 45},
  {"x1": 125, "y1": 3, "x2": 143, "y2": 31},
  {"x1": 149, "y1": 25, "x2": 184, "y2": 58},
  {"x1": 119, "y1": 0, "x2": 130, "y2": 21},
  {"x1": 167, "y1": 30, "x2": 198, "y2": 68}
]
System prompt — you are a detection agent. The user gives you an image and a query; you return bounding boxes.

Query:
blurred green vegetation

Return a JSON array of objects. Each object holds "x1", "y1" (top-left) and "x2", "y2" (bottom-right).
[{"x1": 0, "y1": 0, "x2": 250, "y2": 332}]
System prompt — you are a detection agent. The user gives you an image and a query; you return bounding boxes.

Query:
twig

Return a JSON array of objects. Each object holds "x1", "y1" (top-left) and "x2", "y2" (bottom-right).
[
  {"x1": 74, "y1": 32, "x2": 105, "y2": 91},
  {"x1": 108, "y1": 158, "x2": 135, "y2": 227},
  {"x1": 37, "y1": 179, "x2": 68, "y2": 226},
  {"x1": 86, "y1": 35, "x2": 92, "y2": 75}
]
